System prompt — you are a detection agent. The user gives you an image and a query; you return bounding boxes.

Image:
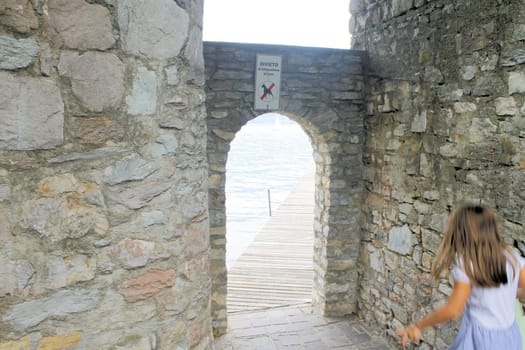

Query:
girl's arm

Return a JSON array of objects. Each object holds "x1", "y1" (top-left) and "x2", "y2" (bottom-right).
[
  {"x1": 519, "y1": 267, "x2": 525, "y2": 302},
  {"x1": 397, "y1": 281, "x2": 471, "y2": 349}
]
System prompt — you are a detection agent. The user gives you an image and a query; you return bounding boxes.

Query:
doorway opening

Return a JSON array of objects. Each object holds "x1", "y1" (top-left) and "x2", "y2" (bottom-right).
[{"x1": 225, "y1": 113, "x2": 315, "y2": 312}]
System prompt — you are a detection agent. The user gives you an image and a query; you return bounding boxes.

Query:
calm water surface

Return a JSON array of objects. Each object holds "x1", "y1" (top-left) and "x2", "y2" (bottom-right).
[{"x1": 225, "y1": 114, "x2": 315, "y2": 267}]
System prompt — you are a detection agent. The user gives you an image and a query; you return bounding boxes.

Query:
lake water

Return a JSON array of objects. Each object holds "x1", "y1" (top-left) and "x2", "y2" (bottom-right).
[{"x1": 225, "y1": 114, "x2": 315, "y2": 267}]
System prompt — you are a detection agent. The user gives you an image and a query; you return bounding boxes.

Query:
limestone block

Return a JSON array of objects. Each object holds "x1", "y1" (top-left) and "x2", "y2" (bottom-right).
[
  {"x1": 509, "y1": 71, "x2": 525, "y2": 95},
  {"x1": 421, "y1": 228, "x2": 441, "y2": 254},
  {"x1": 0, "y1": 255, "x2": 33, "y2": 297},
  {"x1": 184, "y1": 26, "x2": 205, "y2": 73},
  {"x1": 186, "y1": 222, "x2": 209, "y2": 257},
  {"x1": 0, "y1": 0, "x2": 38, "y2": 33},
  {"x1": 423, "y1": 66, "x2": 443, "y2": 84},
  {"x1": 126, "y1": 67, "x2": 157, "y2": 115},
  {"x1": 110, "y1": 180, "x2": 172, "y2": 209},
  {"x1": 43, "y1": 255, "x2": 97, "y2": 290},
  {"x1": 4, "y1": 289, "x2": 101, "y2": 332},
  {"x1": 39, "y1": 332, "x2": 82, "y2": 350},
  {"x1": 47, "y1": 0, "x2": 115, "y2": 50},
  {"x1": 150, "y1": 134, "x2": 178, "y2": 158},
  {"x1": 114, "y1": 334, "x2": 154, "y2": 350},
  {"x1": 58, "y1": 51, "x2": 126, "y2": 112},
  {"x1": 72, "y1": 116, "x2": 125, "y2": 145},
  {"x1": 0, "y1": 35, "x2": 38, "y2": 69},
  {"x1": 104, "y1": 154, "x2": 158, "y2": 186},
  {"x1": 495, "y1": 97, "x2": 517, "y2": 116},
  {"x1": 165, "y1": 65, "x2": 179, "y2": 86},
  {"x1": 40, "y1": 42, "x2": 53, "y2": 76},
  {"x1": 20, "y1": 174, "x2": 109, "y2": 242},
  {"x1": 501, "y1": 48, "x2": 525, "y2": 67},
  {"x1": 469, "y1": 118, "x2": 497, "y2": 143},
  {"x1": 461, "y1": 65, "x2": 477, "y2": 80},
  {"x1": 0, "y1": 336, "x2": 31, "y2": 350},
  {"x1": 0, "y1": 72, "x2": 63, "y2": 150},
  {"x1": 0, "y1": 212, "x2": 11, "y2": 242},
  {"x1": 391, "y1": 0, "x2": 413, "y2": 17},
  {"x1": 387, "y1": 224, "x2": 413, "y2": 255},
  {"x1": 118, "y1": 0, "x2": 189, "y2": 60},
  {"x1": 453, "y1": 102, "x2": 477, "y2": 114},
  {"x1": 513, "y1": 24, "x2": 525, "y2": 41},
  {"x1": 411, "y1": 111, "x2": 427, "y2": 133},
  {"x1": 36, "y1": 173, "x2": 79, "y2": 196},
  {"x1": 0, "y1": 183, "x2": 11, "y2": 201},
  {"x1": 141, "y1": 210, "x2": 167, "y2": 227},
  {"x1": 109, "y1": 238, "x2": 172, "y2": 269},
  {"x1": 119, "y1": 268, "x2": 176, "y2": 302},
  {"x1": 184, "y1": 255, "x2": 209, "y2": 282},
  {"x1": 181, "y1": 191, "x2": 207, "y2": 221}
]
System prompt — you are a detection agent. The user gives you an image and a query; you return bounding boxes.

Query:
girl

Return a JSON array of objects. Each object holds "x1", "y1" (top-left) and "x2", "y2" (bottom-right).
[{"x1": 397, "y1": 204, "x2": 525, "y2": 349}]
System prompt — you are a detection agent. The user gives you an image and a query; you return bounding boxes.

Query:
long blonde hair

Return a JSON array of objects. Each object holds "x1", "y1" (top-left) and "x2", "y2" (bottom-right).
[{"x1": 431, "y1": 204, "x2": 514, "y2": 287}]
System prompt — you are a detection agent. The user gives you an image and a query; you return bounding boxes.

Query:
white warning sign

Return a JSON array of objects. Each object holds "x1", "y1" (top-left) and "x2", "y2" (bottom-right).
[{"x1": 254, "y1": 54, "x2": 282, "y2": 111}]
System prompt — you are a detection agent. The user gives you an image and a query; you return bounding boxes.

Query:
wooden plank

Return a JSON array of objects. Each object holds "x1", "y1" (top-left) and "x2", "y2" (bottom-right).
[{"x1": 227, "y1": 172, "x2": 315, "y2": 313}]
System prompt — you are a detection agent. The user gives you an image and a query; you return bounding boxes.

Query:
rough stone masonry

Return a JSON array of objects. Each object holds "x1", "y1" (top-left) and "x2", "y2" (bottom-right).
[
  {"x1": 0, "y1": 0, "x2": 212, "y2": 349},
  {"x1": 1, "y1": 0, "x2": 525, "y2": 349}
]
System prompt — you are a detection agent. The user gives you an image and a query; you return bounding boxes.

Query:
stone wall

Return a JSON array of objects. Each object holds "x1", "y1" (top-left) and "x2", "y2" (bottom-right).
[
  {"x1": 351, "y1": 0, "x2": 525, "y2": 348},
  {"x1": 204, "y1": 42, "x2": 366, "y2": 334},
  {"x1": 0, "y1": 0, "x2": 213, "y2": 349}
]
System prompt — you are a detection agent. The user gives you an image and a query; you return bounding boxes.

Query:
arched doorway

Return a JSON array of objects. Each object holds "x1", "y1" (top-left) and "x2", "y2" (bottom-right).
[
  {"x1": 204, "y1": 42, "x2": 366, "y2": 335},
  {"x1": 225, "y1": 113, "x2": 315, "y2": 312}
]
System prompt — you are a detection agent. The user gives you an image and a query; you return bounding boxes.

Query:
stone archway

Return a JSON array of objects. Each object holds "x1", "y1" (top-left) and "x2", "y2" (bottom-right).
[{"x1": 204, "y1": 42, "x2": 366, "y2": 335}]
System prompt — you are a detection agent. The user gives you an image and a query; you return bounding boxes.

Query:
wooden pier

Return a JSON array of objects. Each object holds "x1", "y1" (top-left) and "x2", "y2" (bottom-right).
[{"x1": 227, "y1": 172, "x2": 315, "y2": 313}]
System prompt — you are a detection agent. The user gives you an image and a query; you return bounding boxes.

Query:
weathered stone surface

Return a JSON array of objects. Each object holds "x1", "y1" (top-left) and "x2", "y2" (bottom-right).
[
  {"x1": 39, "y1": 332, "x2": 82, "y2": 350},
  {"x1": 118, "y1": 0, "x2": 189, "y2": 59},
  {"x1": 461, "y1": 65, "x2": 477, "y2": 80},
  {"x1": 141, "y1": 210, "x2": 168, "y2": 227},
  {"x1": 126, "y1": 67, "x2": 157, "y2": 115},
  {"x1": 0, "y1": 35, "x2": 38, "y2": 70},
  {"x1": 165, "y1": 65, "x2": 179, "y2": 86},
  {"x1": 0, "y1": 0, "x2": 38, "y2": 33},
  {"x1": 186, "y1": 222, "x2": 209, "y2": 257},
  {"x1": 109, "y1": 238, "x2": 172, "y2": 269},
  {"x1": 111, "y1": 181, "x2": 172, "y2": 209},
  {"x1": 150, "y1": 134, "x2": 179, "y2": 158},
  {"x1": 387, "y1": 225, "x2": 413, "y2": 255},
  {"x1": 72, "y1": 116, "x2": 125, "y2": 145},
  {"x1": 509, "y1": 71, "x2": 525, "y2": 95},
  {"x1": 58, "y1": 52, "x2": 126, "y2": 112},
  {"x1": 411, "y1": 111, "x2": 427, "y2": 132},
  {"x1": 104, "y1": 154, "x2": 158, "y2": 185},
  {"x1": 0, "y1": 72, "x2": 64, "y2": 150},
  {"x1": 40, "y1": 42, "x2": 53, "y2": 76},
  {"x1": 501, "y1": 48, "x2": 525, "y2": 67},
  {"x1": 495, "y1": 97, "x2": 517, "y2": 116},
  {"x1": 114, "y1": 334, "x2": 154, "y2": 350},
  {"x1": 20, "y1": 174, "x2": 109, "y2": 242},
  {"x1": 47, "y1": 0, "x2": 115, "y2": 50},
  {"x1": 119, "y1": 268, "x2": 176, "y2": 302},
  {"x1": 470, "y1": 118, "x2": 497, "y2": 143},
  {"x1": 0, "y1": 336, "x2": 31, "y2": 350},
  {"x1": 0, "y1": 212, "x2": 11, "y2": 242},
  {"x1": 185, "y1": 26, "x2": 205, "y2": 73},
  {"x1": 4, "y1": 289, "x2": 101, "y2": 331},
  {"x1": 47, "y1": 147, "x2": 129, "y2": 164},
  {"x1": 0, "y1": 183, "x2": 11, "y2": 201},
  {"x1": 43, "y1": 255, "x2": 97, "y2": 290},
  {"x1": 391, "y1": 0, "x2": 412, "y2": 17},
  {"x1": 0, "y1": 255, "x2": 33, "y2": 297}
]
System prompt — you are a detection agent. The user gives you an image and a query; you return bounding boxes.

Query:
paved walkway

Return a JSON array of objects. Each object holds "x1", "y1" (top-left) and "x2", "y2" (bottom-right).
[{"x1": 214, "y1": 303, "x2": 393, "y2": 349}]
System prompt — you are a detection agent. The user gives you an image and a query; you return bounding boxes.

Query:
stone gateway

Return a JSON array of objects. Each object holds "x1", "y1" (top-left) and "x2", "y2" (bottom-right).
[{"x1": 0, "y1": 0, "x2": 524, "y2": 349}]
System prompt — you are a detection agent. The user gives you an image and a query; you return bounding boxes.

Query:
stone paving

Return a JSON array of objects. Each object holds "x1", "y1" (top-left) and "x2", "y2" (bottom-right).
[{"x1": 214, "y1": 303, "x2": 394, "y2": 350}]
